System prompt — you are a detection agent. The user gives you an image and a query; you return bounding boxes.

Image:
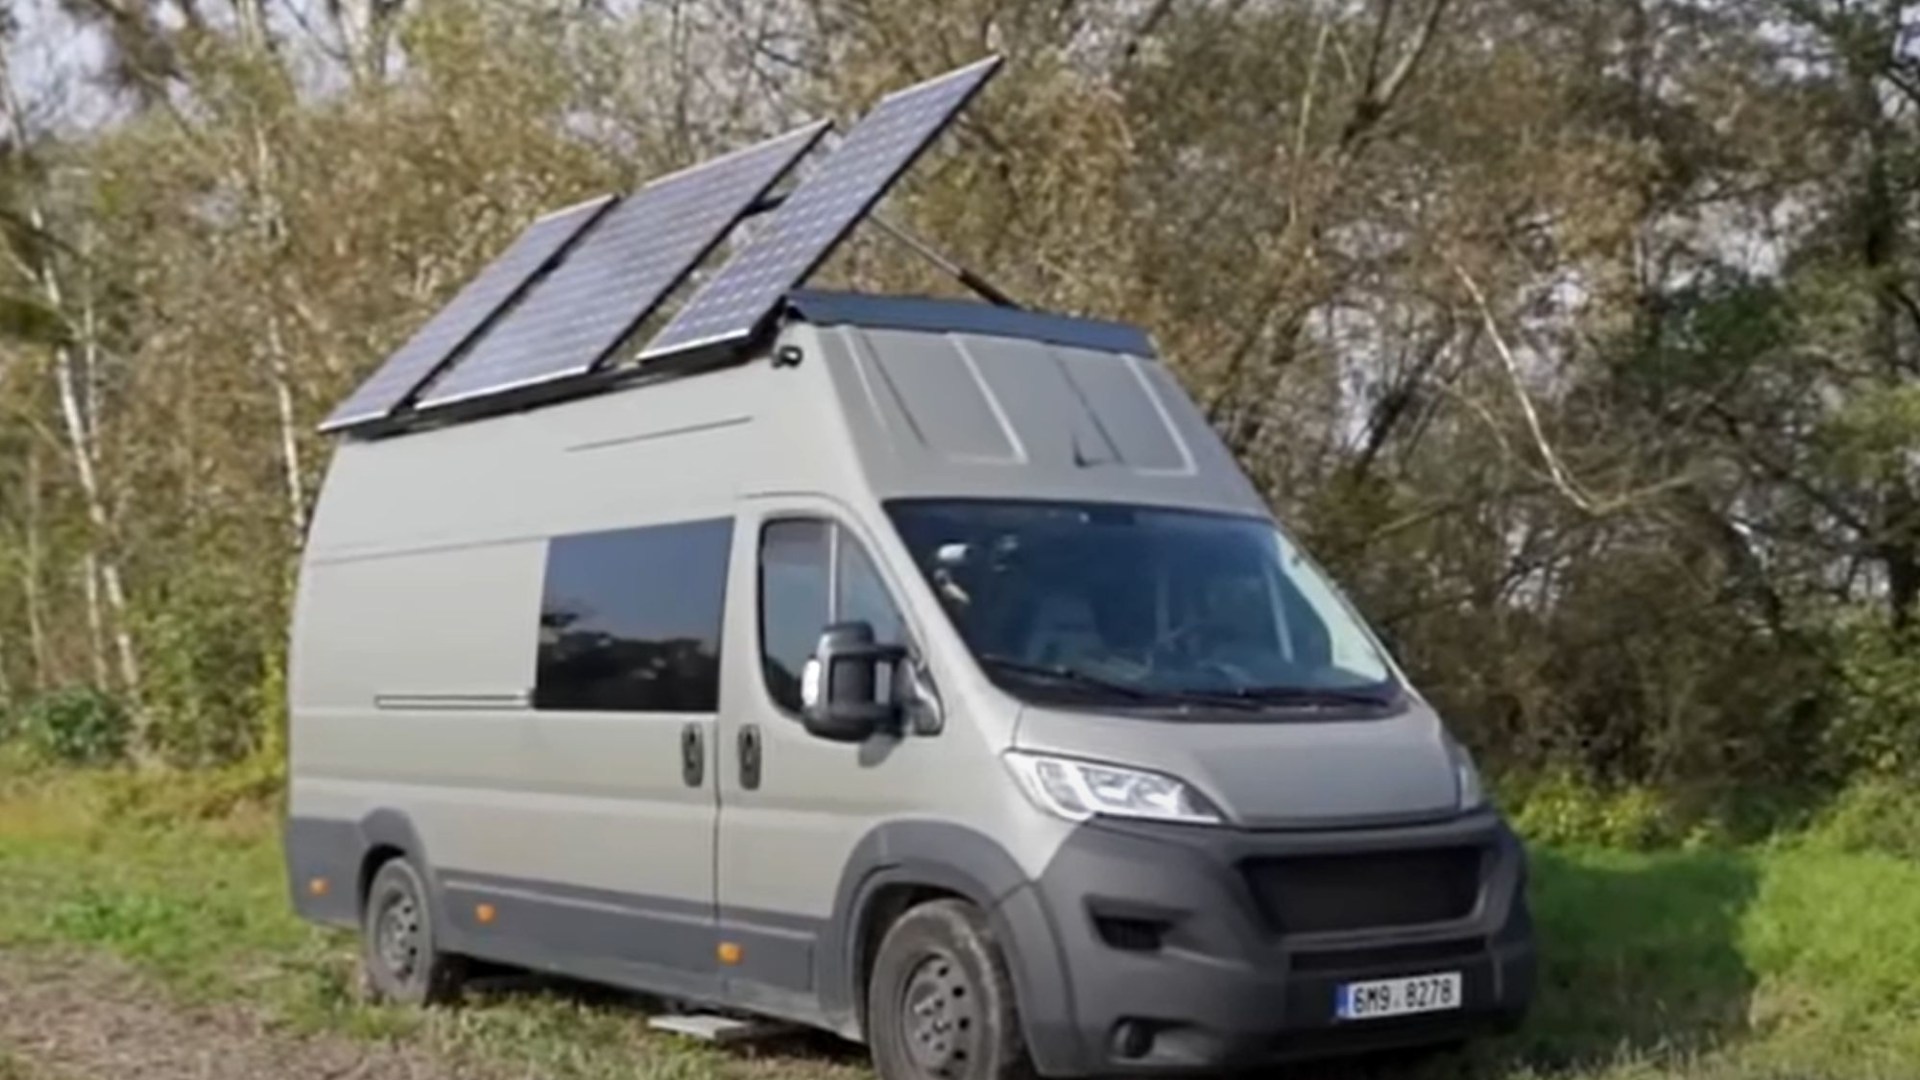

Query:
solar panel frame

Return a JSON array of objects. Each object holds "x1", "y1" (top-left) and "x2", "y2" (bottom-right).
[
  {"x1": 639, "y1": 56, "x2": 1003, "y2": 364},
  {"x1": 318, "y1": 194, "x2": 617, "y2": 434},
  {"x1": 412, "y1": 120, "x2": 831, "y2": 411}
]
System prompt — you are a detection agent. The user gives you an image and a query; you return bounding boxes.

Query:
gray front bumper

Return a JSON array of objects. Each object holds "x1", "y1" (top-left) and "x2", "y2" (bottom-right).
[{"x1": 997, "y1": 808, "x2": 1535, "y2": 1075}]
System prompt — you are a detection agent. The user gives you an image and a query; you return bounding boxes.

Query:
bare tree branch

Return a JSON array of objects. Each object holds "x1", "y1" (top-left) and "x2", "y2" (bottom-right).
[
  {"x1": 1375, "y1": 0, "x2": 1447, "y2": 113},
  {"x1": 1341, "y1": 0, "x2": 1448, "y2": 150},
  {"x1": 1120, "y1": 0, "x2": 1177, "y2": 65},
  {"x1": 1454, "y1": 263, "x2": 1695, "y2": 517}
]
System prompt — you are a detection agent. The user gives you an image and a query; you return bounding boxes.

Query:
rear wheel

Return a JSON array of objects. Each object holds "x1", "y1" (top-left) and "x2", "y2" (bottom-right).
[
  {"x1": 361, "y1": 857, "x2": 466, "y2": 1005},
  {"x1": 868, "y1": 899, "x2": 1033, "y2": 1080}
]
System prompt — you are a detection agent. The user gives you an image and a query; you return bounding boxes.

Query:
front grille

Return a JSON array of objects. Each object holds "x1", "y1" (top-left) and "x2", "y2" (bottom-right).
[{"x1": 1244, "y1": 847, "x2": 1482, "y2": 935}]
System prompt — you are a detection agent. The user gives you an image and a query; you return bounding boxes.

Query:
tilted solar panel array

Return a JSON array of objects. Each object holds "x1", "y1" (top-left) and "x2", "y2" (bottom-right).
[
  {"x1": 640, "y1": 57, "x2": 1002, "y2": 363},
  {"x1": 317, "y1": 195, "x2": 614, "y2": 433},
  {"x1": 320, "y1": 56, "x2": 1002, "y2": 435},
  {"x1": 414, "y1": 121, "x2": 830, "y2": 410}
]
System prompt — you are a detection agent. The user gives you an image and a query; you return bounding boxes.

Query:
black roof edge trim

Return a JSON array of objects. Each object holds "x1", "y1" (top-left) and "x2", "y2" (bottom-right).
[{"x1": 785, "y1": 290, "x2": 1157, "y2": 357}]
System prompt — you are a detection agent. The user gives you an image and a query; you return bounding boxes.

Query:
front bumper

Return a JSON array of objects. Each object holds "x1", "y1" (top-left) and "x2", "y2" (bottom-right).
[{"x1": 998, "y1": 808, "x2": 1535, "y2": 1076}]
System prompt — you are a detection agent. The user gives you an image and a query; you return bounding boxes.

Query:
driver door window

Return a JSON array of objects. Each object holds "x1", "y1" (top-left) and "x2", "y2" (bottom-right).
[{"x1": 759, "y1": 518, "x2": 905, "y2": 713}]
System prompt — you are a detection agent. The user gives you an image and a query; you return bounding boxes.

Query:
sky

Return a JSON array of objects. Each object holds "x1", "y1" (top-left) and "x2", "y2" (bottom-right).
[{"x1": 7, "y1": 0, "x2": 116, "y2": 131}]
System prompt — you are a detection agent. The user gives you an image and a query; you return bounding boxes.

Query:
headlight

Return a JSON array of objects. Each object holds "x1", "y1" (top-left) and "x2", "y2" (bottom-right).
[
  {"x1": 1449, "y1": 739, "x2": 1486, "y2": 810},
  {"x1": 1003, "y1": 751, "x2": 1222, "y2": 825}
]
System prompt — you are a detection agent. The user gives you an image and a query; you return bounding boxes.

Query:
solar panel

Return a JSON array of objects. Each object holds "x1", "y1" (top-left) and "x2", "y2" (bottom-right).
[
  {"x1": 413, "y1": 121, "x2": 831, "y2": 410},
  {"x1": 318, "y1": 195, "x2": 616, "y2": 433},
  {"x1": 639, "y1": 56, "x2": 1003, "y2": 363}
]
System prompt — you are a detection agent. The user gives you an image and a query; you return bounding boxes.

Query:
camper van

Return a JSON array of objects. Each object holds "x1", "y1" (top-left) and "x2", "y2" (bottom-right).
[{"x1": 286, "y1": 58, "x2": 1534, "y2": 1080}]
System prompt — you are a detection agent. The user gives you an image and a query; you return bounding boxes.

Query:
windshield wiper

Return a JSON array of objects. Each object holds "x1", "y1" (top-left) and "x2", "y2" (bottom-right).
[
  {"x1": 976, "y1": 657, "x2": 1387, "y2": 712},
  {"x1": 979, "y1": 656, "x2": 1265, "y2": 710},
  {"x1": 1219, "y1": 685, "x2": 1396, "y2": 709},
  {"x1": 977, "y1": 655, "x2": 1166, "y2": 703}
]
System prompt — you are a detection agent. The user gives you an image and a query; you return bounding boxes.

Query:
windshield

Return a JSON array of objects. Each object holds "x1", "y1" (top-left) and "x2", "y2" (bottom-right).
[{"x1": 886, "y1": 500, "x2": 1397, "y2": 708}]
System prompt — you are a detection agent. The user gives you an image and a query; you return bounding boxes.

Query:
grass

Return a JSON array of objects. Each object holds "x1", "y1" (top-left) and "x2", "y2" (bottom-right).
[{"x1": 0, "y1": 768, "x2": 1914, "y2": 1080}]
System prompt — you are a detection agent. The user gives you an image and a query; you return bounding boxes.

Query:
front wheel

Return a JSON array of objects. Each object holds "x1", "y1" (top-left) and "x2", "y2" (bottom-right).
[
  {"x1": 868, "y1": 899, "x2": 1034, "y2": 1080},
  {"x1": 361, "y1": 857, "x2": 467, "y2": 1005}
]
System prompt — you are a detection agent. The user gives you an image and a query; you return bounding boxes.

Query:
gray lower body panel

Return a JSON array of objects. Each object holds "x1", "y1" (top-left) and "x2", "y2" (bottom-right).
[
  {"x1": 282, "y1": 813, "x2": 826, "y2": 1022},
  {"x1": 287, "y1": 808, "x2": 1534, "y2": 1075},
  {"x1": 284, "y1": 816, "x2": 366, "y2": 927}
]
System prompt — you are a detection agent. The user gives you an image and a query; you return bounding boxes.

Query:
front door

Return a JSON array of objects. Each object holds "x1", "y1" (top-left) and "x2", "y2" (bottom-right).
[{"x1": 714, "y1": 498, "x2": 933, "y2": 1017}]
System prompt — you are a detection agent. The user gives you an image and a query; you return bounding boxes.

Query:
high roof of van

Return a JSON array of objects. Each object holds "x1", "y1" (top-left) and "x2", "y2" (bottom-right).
[
  {"x1": 303, "y1": 289, "x2": 1265, "y2": 561},
  {"x1": 788, "y1": 291, "x2": 1260, "y2": 515}
]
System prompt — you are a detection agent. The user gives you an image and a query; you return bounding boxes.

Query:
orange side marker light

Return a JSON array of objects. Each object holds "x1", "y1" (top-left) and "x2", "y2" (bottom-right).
[
  {"x1": 308, "y1": 877, "x2": 329, "y2": 897},
  {"x1": 476, "y1": 903, "x2": 497, "y2": 925},
  {"x1": 717, "y1": 942, "x2": 743, "y2": 966}
]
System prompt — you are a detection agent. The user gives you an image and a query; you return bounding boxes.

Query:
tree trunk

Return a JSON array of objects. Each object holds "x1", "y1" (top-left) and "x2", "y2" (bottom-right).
[
  {"x1": 1, "y1": 58, "x2": 144, "y2": 713},
  {"x1": 1850, "y1": 30, "x2": 1917, "y2": 629},
  {"x1": 51, "y1": 333, "x2": 142, "y2": 700},
  {"x1": 266, "y1": 315, "x2": 309, "y2": 540},
  {"x1": 81, "y1": 552, "x2": 109, "y2": 690},
  {"x1": 22, "y1": 445, "x2": 50, "y2": 689}
]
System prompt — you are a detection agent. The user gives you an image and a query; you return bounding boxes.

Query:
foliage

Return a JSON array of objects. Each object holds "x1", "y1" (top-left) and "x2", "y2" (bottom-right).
[
  {"x1": 10, "y1": 686, "x2": 130, "y2": 766},
  {"x1": 1799, "y1": 778, "x2": 1920, "y2": 861},
  {"x1": 0, "y1": 0, "x2": 1906, "y2": 818},
  {"x1": 134, "y1": 568, "x2": 284, "y2": 766},
  {"x1": 1830, "y1": 620, "x2": 1920, "y2": 780},
  {"x1": 1506, "y1": 772, "x2": 1692, "y2": 851}
]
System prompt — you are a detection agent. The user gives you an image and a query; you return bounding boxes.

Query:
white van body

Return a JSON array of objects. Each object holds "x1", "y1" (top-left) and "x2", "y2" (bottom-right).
[{"x1": 286, "y1": 291, "x2": 1535, "y2": 1075}]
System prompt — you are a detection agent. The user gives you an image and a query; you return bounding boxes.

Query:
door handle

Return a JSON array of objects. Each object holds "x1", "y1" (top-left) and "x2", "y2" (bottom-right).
[
  {"x1": 681, "y1": 723, "x2": 705, "y2": 788},
  {"x1": 739, "y1": 725, "x2": 762, "y2": 791}
]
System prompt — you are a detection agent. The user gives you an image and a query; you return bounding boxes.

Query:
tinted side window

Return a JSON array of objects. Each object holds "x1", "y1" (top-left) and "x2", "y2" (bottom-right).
[
  {"x1": 758, "y1": 519, "x2": 906, "y2": 713},
  {"x1": 838, "y1": 538, "x2": 904, "y2": 647},
  {"x1": 759, "y1": 521, "x2": 831, "y2": 713},
  {"x1": 536, "y1": 518, "x2": 732, "y2": 712}
]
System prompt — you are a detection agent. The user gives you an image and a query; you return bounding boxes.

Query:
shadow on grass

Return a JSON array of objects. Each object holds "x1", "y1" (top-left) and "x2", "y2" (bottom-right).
[
  {"x1": 1288, "y1": 846, "x2": 1762, "y2": 1079},
  {"x1": 462, "y1": 968, "x2": 868, "y2": 1068}
]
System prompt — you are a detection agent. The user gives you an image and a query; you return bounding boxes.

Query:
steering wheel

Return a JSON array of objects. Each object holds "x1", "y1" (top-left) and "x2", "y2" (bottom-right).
[
  {"x1": 1144, "y1": 618, "x2": 1257, "y2": 689},
  {"x1": 1147, "y1": 614, "x2": 1224, "y2": 661}
]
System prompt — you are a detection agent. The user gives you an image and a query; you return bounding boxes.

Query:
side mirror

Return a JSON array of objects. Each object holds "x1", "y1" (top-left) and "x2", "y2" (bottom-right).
[{"x1": 801, "y1": 621, "x2": 907, "y2": 743}]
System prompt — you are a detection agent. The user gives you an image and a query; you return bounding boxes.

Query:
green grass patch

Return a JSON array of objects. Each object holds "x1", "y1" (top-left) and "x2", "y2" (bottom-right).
[{"x1": 0, "y1": 768, "x2": 1913, "y2": 1079}]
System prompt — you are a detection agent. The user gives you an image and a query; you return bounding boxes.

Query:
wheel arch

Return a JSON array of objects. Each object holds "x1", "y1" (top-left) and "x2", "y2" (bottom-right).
[
  {"x1": 285, "y1": 807, "x2": 447, "y2": 935},
  {"x1": 822, "y1": 822, "x2": 1081, "y2": 1073}
]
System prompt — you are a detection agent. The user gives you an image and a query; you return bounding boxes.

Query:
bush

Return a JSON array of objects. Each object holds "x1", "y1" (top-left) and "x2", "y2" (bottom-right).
[
  {"x1": 94, "y1": 752, "x2": 285, "y2": 826},
  {"x1": 1802, "y1": 779, "x2": 1920, "y2": 860},
  {"x1": 1830, "y1": 618, "x2": 1920, "y2": 780},
  {"x1": 134, "y1": 565, "x2": 283, "y2": 767},
  {"x1": 1505, "y1": 771, "x2": 1690, "y2": 849},
  {"x1": 13, "y1": 686, "x2": 133, "y2": 766}
]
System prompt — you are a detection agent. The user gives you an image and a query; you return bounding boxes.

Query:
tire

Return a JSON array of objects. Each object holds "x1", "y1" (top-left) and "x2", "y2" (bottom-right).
[
  {"x1": 868, "y1": 899, "x2": 1034, "y2": 1080},
  {"x1": 360, "y1": 857, "x2": 467, "y2": 1005}
]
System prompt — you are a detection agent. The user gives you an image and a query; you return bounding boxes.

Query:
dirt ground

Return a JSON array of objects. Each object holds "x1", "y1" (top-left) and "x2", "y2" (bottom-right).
[{"x1": 0, "y1": 950, "x2": 482, "y2": 1080}]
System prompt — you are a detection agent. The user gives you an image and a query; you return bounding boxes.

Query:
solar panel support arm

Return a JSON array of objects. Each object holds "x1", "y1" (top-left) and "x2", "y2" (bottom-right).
[
  {"x1": 743, "y1": 190, "x2": 1020, "y2": 310},
  {"x1": 865, "y1": 213, "x2": 1022, "y2": 310}
]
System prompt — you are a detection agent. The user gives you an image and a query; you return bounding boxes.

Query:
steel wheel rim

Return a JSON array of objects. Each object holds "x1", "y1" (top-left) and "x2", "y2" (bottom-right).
[
  {"x1": 899, "y1": 950, "x2": 978, "y2": 1077},
  {"x1": 376, "y1": 889, "x2": 422, "y2": 981}
]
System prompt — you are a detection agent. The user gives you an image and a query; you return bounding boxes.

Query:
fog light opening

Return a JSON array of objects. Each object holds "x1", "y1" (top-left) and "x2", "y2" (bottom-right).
[
  {"x1": 1111, "y1": 1019, "x2": 1156, "y2": 1061},
  {"x1": 1094, "y1": 915, "x2": 1168, "y2": 952}
]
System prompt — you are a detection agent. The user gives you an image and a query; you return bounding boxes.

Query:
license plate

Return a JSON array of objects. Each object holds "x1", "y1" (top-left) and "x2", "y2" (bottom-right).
[{"x1": 1335, "y1": 971, "x2": 1463, "y2": 1021}]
